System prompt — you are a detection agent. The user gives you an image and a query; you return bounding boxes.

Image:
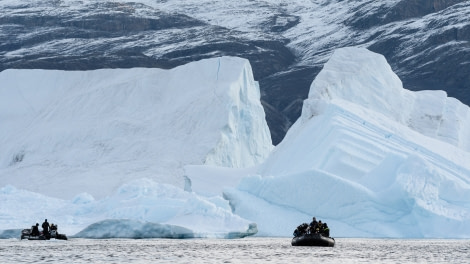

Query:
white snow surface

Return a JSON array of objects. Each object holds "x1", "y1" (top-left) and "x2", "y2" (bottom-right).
[{"x1": 2, "y1": 48, "x2": 470, "y2": 238}]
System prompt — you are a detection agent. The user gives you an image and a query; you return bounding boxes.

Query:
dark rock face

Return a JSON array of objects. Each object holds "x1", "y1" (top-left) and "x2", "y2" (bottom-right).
[
  {"x1": 348, "y1": 0, "x2": 466, "y2": 29},
  {"x1": 1, "y1": 1, "x2": 469, "y2": 145},
  {"x1": 260, "y1": 66, "x2": 321, "y2": 144},
  {"x1": 387, "y1": 0, "x2": 465, "y2": 21},
  {"x1": 0, "y1": 2, "x2": 295, "y2": 78},
  {"x1": 366, "y1": 2, "x2": 470, "y2": 111}
]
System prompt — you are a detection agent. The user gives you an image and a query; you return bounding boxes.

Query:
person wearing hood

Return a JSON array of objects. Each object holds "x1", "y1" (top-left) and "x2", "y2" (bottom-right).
[
  {"x1": 42, "y1": 219, "x2": 50, "y2": 238},
  {"x1": 31, "y1": 223, "x2": 40, "y2": 236}
]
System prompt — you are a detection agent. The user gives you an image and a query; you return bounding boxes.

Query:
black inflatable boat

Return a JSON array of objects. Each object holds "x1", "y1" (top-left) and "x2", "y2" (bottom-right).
[
  {"x1": 21, "y1": 229, "x2": 67, "y2": 240},
  {"x1": 291, "y1": 233, "x2": 335, "y2": 247}
]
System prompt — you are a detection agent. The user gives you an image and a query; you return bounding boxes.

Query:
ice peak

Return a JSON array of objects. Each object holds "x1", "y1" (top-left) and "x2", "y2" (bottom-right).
[{"x1": 302, "y1": 47, "x2": 470, "y2": 151}]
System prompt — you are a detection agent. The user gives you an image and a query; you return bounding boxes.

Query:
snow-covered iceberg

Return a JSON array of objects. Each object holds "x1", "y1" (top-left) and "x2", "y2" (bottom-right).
[
  {"x1": 219, "y1": 47, "x2": 470, "y2": 238},
  {"x1": 0, "y1": 57, "x2": 270, "y2": 238},
  {"x1": 0, "y1": 179, "x2": 257, "y2": 238},
  {"x1": 0, "y1": 56, "x2": 273, "y2": 200},
  {"x1": 2, "y1": 48, "x2": 470, "y2": 239}
]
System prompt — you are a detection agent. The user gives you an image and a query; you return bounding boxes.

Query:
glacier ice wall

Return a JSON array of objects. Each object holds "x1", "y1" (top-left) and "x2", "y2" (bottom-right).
[{"x1": 0, "y1": 56, "x2": 273, "y2": 199}]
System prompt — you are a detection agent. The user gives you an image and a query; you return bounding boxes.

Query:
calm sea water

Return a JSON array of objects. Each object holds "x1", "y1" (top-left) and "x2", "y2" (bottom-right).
[{"x1": 0, "y1": 237, "x2": 468, "y2": 263}]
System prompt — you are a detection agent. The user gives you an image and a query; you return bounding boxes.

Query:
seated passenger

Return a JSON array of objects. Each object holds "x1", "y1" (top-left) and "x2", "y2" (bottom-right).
[
  {"x1": 293, "y1": 228, "x2": 300, "y2": 237},
  {"x1": 317, "y1": 220, "x2": 322, "y2": 233},
  {"x1": 293, "y1": 223, "x2": 308, "y2": 237},
  {"x1": 308, "y1": 217, "x2": 318, "y2": 234},
  {"x1": 321, "y1": 223, "x2": 330, "y2": 237},
  {"x1": 31, "y1": 223, "x2": 40, "y2": 236}
]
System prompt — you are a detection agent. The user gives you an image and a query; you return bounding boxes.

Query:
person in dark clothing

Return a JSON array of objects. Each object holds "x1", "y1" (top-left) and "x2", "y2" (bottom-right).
[
  {"x1": 316, "y1": 220, "x2": 322, "y2": 233},
  {"x1": 293, "y1": 223, "x2": 308, "y2": 237},
  {"x1": 42, "y1": 219, "x2": 50, "y2": 238},
  {"x1": 31, "y1": 223, "x2": 40, "y2": 236},
  {"x1": 321, "y1": 223, "x2": 330, "y2": 237},
  {"x1": 308, "y1": 217, "x2": 318, "y2": 234}
]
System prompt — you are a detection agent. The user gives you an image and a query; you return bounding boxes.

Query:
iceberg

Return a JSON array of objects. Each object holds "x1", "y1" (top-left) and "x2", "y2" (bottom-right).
[
  {"x1": 0, "y1": 180, "x2": 257, "y2": 238},
  {"x1": 0, "y1": 57, "x2": 270, "y2": 238},
  {"x1": 0, "y1": 229, "x2": 21, "y2": 239},
  {"x1": 219, "y1": 47, "x2": 470, "y2": 238},
  {"x1": 73, "y1": 219, "x2": 195, "y2": 239},
  {"x1": 0, "y1": 56, "x2": 273, "y2": 200},
  {"x1": 1, "y1": 48, "x2": 470, "y2": 239}
]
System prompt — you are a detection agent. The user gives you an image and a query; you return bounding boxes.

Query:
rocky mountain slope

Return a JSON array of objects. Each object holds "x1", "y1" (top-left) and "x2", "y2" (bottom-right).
[{"x1": 1, "y1": 0, "x2": 469, "y2": 144}]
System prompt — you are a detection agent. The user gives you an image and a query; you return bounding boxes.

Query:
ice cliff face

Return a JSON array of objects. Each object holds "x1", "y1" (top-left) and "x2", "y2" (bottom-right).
[
  {"x1": 222, "y1": 48, "x2": 470, "y2": 238},
  {"x1": 0, "y1": 57, "x2": 273, "y2": 199}
]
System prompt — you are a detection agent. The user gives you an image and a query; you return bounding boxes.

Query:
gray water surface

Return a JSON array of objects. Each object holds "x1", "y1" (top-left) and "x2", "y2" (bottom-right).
[{"x1": 1, "y1": 237, "x2": 468, "y2": 263}]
